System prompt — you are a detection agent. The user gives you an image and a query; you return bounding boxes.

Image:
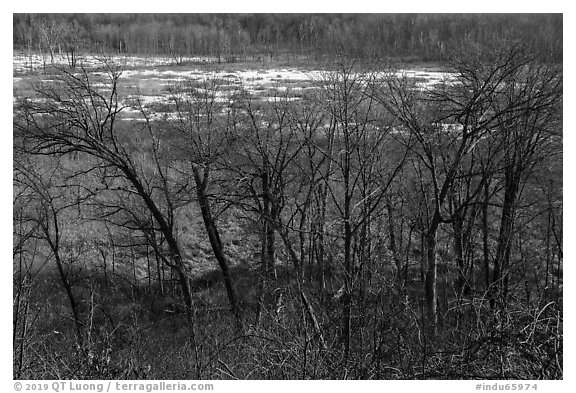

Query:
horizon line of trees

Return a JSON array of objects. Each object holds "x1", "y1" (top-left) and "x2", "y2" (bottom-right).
[{"x1": 14, "y1": 13, "x2": 562, "y2": 63}]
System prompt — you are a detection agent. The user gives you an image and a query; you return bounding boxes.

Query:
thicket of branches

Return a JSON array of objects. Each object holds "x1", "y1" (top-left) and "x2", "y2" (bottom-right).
[{"x1": 13, "y1": 39, "x2": 562, "y2": 379}]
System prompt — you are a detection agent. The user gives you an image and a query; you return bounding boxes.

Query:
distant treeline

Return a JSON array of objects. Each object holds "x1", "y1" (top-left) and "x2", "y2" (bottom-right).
[{"x1": 14, "y1": 13, "x2": 562, "y2": 61}]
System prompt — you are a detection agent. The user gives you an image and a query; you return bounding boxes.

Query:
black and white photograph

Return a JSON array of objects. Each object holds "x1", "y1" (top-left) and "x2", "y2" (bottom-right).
[{"x1": 10, "y1": 5, "x2": 566, "y2": 385}]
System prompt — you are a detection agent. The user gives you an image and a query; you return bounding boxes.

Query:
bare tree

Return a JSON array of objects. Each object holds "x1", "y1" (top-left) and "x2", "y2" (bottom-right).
[
  {"x1": 13, "y1": 62, "x2": 199, "y2": 344},
  {"x1": 485, "y1": 46, "x2": 562, "y2": 307},
  {"x1": 224, "y1": 88, "x2": 313, "y2": 324},
  {"x1": 375, "y1": 40, "x2": 553, "y2": 329},
  {"x1": 14, "y1": 156, "x2": 86, "y2": 344},
  {"x1": 37, "y1": 16, "x2": 63, "y2": 65},
  {"x1": 168, "y1": 77, "x2": 242, "y2": 328},
  {"x1": 314, "y1": 61, "x2": 406, "y2": 360}
]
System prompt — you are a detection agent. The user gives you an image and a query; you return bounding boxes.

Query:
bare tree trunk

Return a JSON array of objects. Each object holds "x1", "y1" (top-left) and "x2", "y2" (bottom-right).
[
  {"x1": 452, "y1": 215, "x2": 467, "y2": 296},
  {"x1": 261, "y1": 170, "x2": 277, "y2": 277},
  {"x1": 404, "y1": 224, "x2": 414, "y2": 286},
  {"x1": 277, "y1": 225, "x2": 302, "y2": 279},
  {"x1": 482, "y1": 181, "x2": 491, "y2": 292},
  {"x1": 545, "y1": 182, "x2": 552, "y2": 289},
  {"x1": 121, "y1": 165, "x2": 196, "y2": 331},
  {"x1": 315, "y1": 125, "x2": 334, "y2": 292},
  {"x1": 54, "y1": 247, "x2": 83, "y2": 345},
  {"x1": 43, "y1": 208, "x2": 84, "y2": 345},
  {"x1": 424, "y1": 226, "x2": 438, "y2": 331},
  {"x1": 493, "y1": 168, "x2": 519, "y2": 308},
  {"x1": 155, "y1": 251, "x2": 164, "y2": 295},
  {"x1": 386, "y1": 198, "x2": 402, "y2": 276},
  {"x1": 192, "y1": 165, "x2": 242, "y2": 329},
  {"x1": 342, "y1": 159, "x2": 353, "y2": 361},
  {"x1": 98, "y1": 246, "x2": 108, "y2": 286},
  {"x1": 13, "y1": 274, "x2": 30, "y2": 379},
  {"x1": 146, "y1": 244, "x2": 152, "y2": 289}
]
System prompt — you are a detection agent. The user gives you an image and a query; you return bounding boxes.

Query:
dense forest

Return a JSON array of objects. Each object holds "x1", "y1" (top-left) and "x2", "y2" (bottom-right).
[
  {"x1": 13, "y1": 13, "x2": 562, "y2": 62},
  {"x1": 13, "y1": 14, "x2": 562, "y2": 380}
]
